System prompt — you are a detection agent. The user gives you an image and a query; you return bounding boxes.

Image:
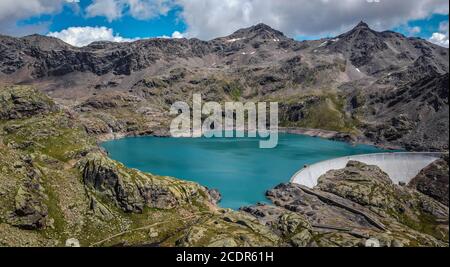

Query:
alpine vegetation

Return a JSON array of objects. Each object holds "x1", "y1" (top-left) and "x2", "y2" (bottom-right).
[{"x1": 0, "y1": 0, "x2": 449, "y2": 248}]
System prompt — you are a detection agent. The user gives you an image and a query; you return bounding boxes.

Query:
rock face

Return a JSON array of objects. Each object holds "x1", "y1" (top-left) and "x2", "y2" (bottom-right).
[
  {"x1": 175, "y1": 209, "x2": 280, "y2": 247},
  {"x1": 0, "y1": 22, "x2": 448, "y2": 151},
  {"x1": 0, "y1": 86, "x2": 58, "y2": 120},
  {"x1": 244, "y1": 161, "x2": 449, "y2": 247},
  {"x1": 0, "y1": 22, "x2": 449, "y2": 247},
  {"x1": 326, "y1": 22, "x2": 448, "y2": 77},
  {"x1": 241, "y1": 205, "x2": 313, "y2": 247},
  {"x1": 409, "y1": 155, "x2": 449, "y2": 206},
  {"x1": 8, "y1": 169, "x2": 49, "y2": 230},
  {"x1": 1, "y1": 86, "x2": 281, "y2": 247},
  {"x1": 0, "y1": 35, "x2": 212, "y2": 77},
  {"x1": 0, "y1": 85, "x2": 448, "y2": 247},
  {"x1": 316, "y1": 160, "x2": 396, "y2": 208},
  {"x1": 207, "y1": 189, "x2": 222, "y2": 204},
  {"x1": 80, "y1": 152, "x2": 209, "y2": 212},
  {"x1": 359, "y1": 73, "x2": 449, "y2": 151}
]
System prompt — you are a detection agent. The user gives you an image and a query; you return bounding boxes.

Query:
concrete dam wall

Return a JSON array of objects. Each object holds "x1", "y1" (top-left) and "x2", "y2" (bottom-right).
[{"x1": 291, "y1": 153, "x2": 443, "y2": 188}]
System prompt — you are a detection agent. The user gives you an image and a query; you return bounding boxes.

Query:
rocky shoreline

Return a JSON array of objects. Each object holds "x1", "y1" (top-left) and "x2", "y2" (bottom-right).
[
  {"x1": 0, "y1": 20, "x2": 449, "y2": 247},
  {"x1": 242, "y1": 159, "x2": 449, "y2": 247},
  {"x1": 94, "y1": 125, "x2": 449, "y2": 247},
  {"x1": 279, "y1": 127, "x2": 404, "y2": 150},
  {"x1": 99, "y1": 124, "x2": 449, "y2": 247},
  {"x1": 0, "y1": 86, "x2": 448, "y2": 247},
  {"x1": 97, "y1": 126, "x2": 405, "y2": 152}
]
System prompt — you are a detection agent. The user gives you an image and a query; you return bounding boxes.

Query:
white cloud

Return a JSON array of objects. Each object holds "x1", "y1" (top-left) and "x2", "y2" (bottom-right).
[
  {"x1": 0, "y1": 0, "x2": 62, "y2": 20},
  {"x1": 410, "y1": 26, "x2": 422, "y2": 34},
  {"x1": 165, "y1": 31, "x2": 184, "y2": 39},
  {"x1": 128, "y1": 0, "x2": 174, "y2": 20},
  {"x1": 85, "y1": 0, "x2": 123, "y2": 22},
  {"x1": 82, "y1": 0, "x2": 449, "y2": 41},
  {"x1": 47, "y1": 27, "x2": 186, "y2": 46},
  {"x1": 174, "y1": 0, "x2": 449, "y2": 40},
  {"x1": 429, "y1": 21, "x2": 449, "y2": 47},
  {"x1": 1, "y1": 0, "x2": 449, "y2": 43},
  {"x1": 86, "y1": 0, "x2": 174, "y2": 22},
  {"x1": 47, "y1": 26, "x2": 138, "y2": 47},
  {"x1": 430, "y1": 32, "x2": 449, "y2": 47},
  {"x1": 156, "y1": 31, "x2": 185, "y2": 38},
  {"x1": 0, "y1": 0, "x2": 67, "y2": 36}
]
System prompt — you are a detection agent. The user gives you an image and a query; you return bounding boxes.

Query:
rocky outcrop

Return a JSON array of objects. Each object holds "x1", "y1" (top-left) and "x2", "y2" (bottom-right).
[
  {"x1": 207, "y1": 189, "x2": 222, "y2": 205},
  {"x1": 74, "y1": 91, "x2": 171, "y2": 139},
  {"x1": 0, "y1": 21, "x2": 449, "y2": 247},
  {"x1": 175, "y1": 210, "x2": 279, "y2": 247},
  {"x1": 316, "y1": 161, "x2": 448, "y2": 240},
  {"x1": 0, "y1": 35, "x2": 213, "y2": 78},
  {"x1": 1, "y1": 22, "x2": 448, "y2": 151},
  {"x1": 316, "y1": 160, "x2": 395, "y2": 208},
  {"x1": 5, "y1": 157, "x2": 49, "y2": 230},
  {"x1": 409, "y1": 156, "x2": 449, "y2": 206},
  {"x1": 79, "y1": 152, "x2": 211, "y2": 213},
  {"x1": 266, "y1": 183, "x2": 386, "y2": 232},
  {"x1": 9, "y1": 184, "x2": 49, "y2": 230},
  {"x1": 241, "y1": 205, "x2": 313, "y2": 247},
  {"x1": 244, "y1": 161, "x2": 449, "y2": 247},
  {"x1": 360, "y1": 73, "x2": 449, "y2": 151},
  {"x1": 0, "y1": 86, "x2": 58, "y2": 120},
  {"x1": 327, "y1": 22, "x2": 389, "y2": 70},
  {"x1": 77, "y1": 94, "x2": 142, "y2": 111}
]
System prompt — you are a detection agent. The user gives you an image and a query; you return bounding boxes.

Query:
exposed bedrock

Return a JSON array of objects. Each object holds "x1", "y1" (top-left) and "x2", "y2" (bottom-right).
[
  {"x1": 1, "y1": 21, "x2": 449, "y2": 246},
  {"x1": 244, "y1": 160, "x2": 449, "y2": 247},
  {"x1": 359, "y1": 73, "x2": 449, "y2": 151},
  {"x1": 409, "y1": 154, "x2": 449, "y2": 207},
  {"x1": 1, "y1": 22, "x2": 448, "y2": 151},
  {"x1": 79, "y1": 152, "x2": 214, "y2": 213},
  {"x1": 7, "y1": 161, "x2": 49, "y2": 230},
  {"x1": 207, "y1": 188, "x2": 222, "y2": 205},
  {"x1": 291, "y1": 152, "x2": 442, "y2": 188},
  {"x1": 0, "y1": 86, "x2": 58, "y2": 120}
]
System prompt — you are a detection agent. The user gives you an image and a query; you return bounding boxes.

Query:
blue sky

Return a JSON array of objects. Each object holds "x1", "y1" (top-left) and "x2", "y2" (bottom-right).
[
  {"x1": 394, "y1": 14, "x2": 448, "y2": 38},
  {"x1": 36, "y1": 2, "x2": 187, "y2": 38},
  {"x1": 1, "y1": 0, "x2": 449, "y2": 47}
]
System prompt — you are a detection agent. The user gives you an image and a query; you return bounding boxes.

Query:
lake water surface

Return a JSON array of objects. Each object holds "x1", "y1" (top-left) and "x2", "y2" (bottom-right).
[{"x1": 102, "y1": 134, "x2": 389, "y2": 209}]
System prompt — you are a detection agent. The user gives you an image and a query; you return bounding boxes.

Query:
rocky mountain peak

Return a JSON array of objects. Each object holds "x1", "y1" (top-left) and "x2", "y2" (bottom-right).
[
  {"x1": 328, "y1": 21, "x2": 388, "y2": 64},
  {"x1": 230, "y1": 23, "x2": 285, "y2": 40},
  {"x1": 355, "y1": 21, "x2": 370, "y2": 29},
  {"x1": 19, "y1": 34, "x2": 72, "y2": 50},
  {"x1": 344, "y1": 21, "x2": 377, "y2": 38},
  {"x1": 251, "y1": 23, "x2": 283, "y2": 33}
]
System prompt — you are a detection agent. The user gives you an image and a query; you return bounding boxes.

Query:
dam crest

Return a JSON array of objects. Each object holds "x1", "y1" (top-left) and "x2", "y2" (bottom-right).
[{"x1": 290, "y1": 152, "x2": 443, "y2": 188}]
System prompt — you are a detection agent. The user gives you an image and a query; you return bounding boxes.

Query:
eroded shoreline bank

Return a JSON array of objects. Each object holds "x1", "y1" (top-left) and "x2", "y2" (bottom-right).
[{"x1": 96, "y1": 126, "x2": 405, "y2": 151}]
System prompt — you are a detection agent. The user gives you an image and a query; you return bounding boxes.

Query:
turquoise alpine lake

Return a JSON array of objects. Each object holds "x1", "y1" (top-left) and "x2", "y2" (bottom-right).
[{"x1": 101, "y1": 134, "x2": 390, "y2": 209}]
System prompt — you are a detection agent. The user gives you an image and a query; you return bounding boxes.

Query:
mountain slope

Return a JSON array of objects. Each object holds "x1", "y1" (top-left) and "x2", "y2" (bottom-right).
[
  {"x1": 0, "y1": 22, "x2": 449, "y2": 247},
  {"x1": 360, "y1": 73, "x2": 449, "y2": 151},
  {"x1": 0, "y1": 86, "x2": 447, "y2": 247},
  {"x1": 0, "y1": 22, "x2": 448, "y2": 150}
]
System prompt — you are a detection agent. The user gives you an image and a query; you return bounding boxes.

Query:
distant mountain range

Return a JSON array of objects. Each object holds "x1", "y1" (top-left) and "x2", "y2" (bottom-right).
[
  {"x1": 1, "y1": 22, "x2": 448, "y2": 151},
  {"x1": 0, "y1": 22, "x2": 449, "y2": 248}
]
